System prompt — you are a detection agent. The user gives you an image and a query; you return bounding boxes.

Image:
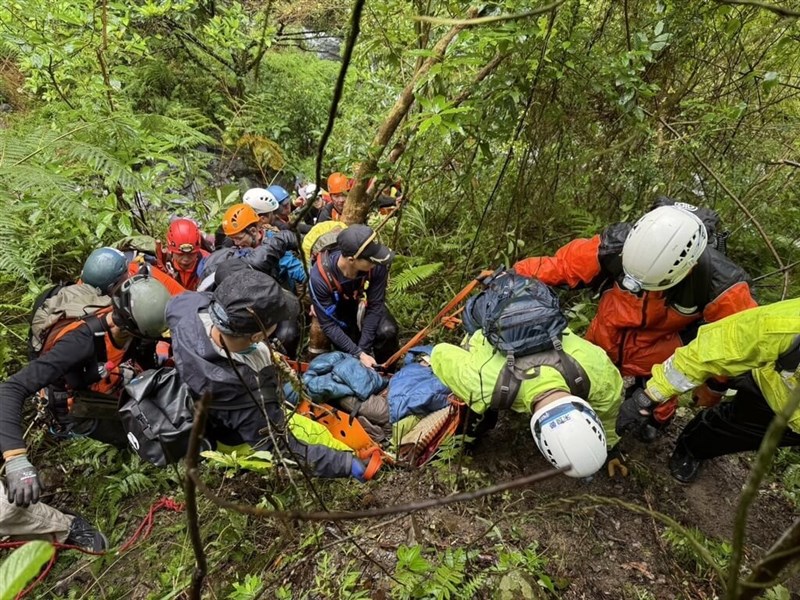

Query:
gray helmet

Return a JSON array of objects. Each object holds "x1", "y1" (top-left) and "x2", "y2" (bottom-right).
[
  {"x1": 111, "y1": 274, "x2": 170, "y2": 338},
  {"x1": 82, "y1": 247, "x2": 128, "y2": 293}
]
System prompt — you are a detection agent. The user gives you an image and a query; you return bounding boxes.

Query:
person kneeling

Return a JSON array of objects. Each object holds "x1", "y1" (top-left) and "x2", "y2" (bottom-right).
[
  {"x1": 167, "y1": 268, "x2": 369, "y2": 480},
  {"x1": 308, "y1": 224, "x2": 399, "y2": 369}
]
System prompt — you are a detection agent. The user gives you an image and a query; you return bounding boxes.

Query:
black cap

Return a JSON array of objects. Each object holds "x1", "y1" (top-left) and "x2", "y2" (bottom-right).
[
  {"x1": 337, "y1": 224, "x2": 395, "y2": 265},
  {"x1": 209, "y1": 270, "x2": 299, "y2": 335}
]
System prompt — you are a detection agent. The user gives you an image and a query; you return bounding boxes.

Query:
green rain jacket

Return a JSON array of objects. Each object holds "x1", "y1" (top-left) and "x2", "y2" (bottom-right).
[
  {"x1": 646, "y1": 298, "x2": 800, "y2": 434},
  {"x1": 431, "y1": 329, "x2": 623, "y2": 447}
]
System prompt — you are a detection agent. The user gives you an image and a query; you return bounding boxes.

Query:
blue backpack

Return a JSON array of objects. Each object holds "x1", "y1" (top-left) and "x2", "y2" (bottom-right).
[{"x1": 464, "y1": 269, "x2": 588, "y2": 409}]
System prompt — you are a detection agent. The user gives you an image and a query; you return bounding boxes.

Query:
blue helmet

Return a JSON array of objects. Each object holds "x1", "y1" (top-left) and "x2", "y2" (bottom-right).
[
  {"x1": 267, "y1": 185, "x2": 290, "y2": 205},
  {"x1": 82, "y1": 247, "x2": 128, "y2": 293}
]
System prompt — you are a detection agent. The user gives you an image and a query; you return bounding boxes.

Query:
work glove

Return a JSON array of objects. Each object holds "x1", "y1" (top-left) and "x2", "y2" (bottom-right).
[
  {"x1": 5, "y1": 455, "x2": 42, "y2": 508},
  {"x1": 616, "y1": 388, "x2": 656, "y2": 436},
  {"x1": 617, "y1": 387, "x2": 678, "y2": 442},
  {"x1": 606, "y1": 445, "x2": 629, "y2": 478},
  {"x1": 639, "y1": 396, "x2": 678, "y2": 442},
  {"x1": 693, "y1": 380, "x2": 727, "y2": 408},
  {"x1": 350, "y1": 458, "x2": 367, "y2": 483}
]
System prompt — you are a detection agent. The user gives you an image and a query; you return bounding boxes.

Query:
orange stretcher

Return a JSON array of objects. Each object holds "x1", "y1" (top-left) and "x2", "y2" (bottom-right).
[{"x1": 284, "y1": 271, "x2": 493, "y2": 471}]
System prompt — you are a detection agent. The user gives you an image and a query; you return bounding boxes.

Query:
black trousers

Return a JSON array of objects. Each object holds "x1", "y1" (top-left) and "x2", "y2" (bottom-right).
[{"x1": 677, "y1": 374, "x2": 800, "y2": 460}]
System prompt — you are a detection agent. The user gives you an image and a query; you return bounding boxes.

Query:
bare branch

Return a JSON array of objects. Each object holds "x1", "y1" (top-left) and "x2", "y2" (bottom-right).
[
  {"x1": 713, "y1": 0, "x2": 800, "y2": 18},
  {"x1": 412, "y1": 0, "x2": 567, "y2": 26},
  {"x1": 737, "y1": 517, "x2": 800, "y2": 599},
  {"x1": 184, "y1": 391, "x2": 211, "y2": 600},
  {"x1": 649, "y1": 111, "x2": 791, "y2": 299},
  {"x1": 188, "y1": 466, "x2": 567, "y2": 522},
  {"x1": 726, "y1": 389, "x2": 800, "y2": 598}
]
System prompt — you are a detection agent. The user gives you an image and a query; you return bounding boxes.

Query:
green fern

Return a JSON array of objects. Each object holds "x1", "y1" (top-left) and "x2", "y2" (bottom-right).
[{"x1": 390, "y1": 261, "x2": 443, "y2": 293}]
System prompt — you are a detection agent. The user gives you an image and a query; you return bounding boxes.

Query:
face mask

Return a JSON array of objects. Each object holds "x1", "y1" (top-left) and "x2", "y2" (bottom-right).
[{"x1": 235, "y1": 343, "x2": 260, "y2": 356}]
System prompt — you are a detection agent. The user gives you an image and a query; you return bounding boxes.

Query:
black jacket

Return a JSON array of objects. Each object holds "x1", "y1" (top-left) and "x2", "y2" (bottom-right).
[
  {"x1": 166, "y1": 292, "x2": 353, "y2": 477},
  {"x1": 0, "y1": 322, "x2": 152, "y2": 452}
]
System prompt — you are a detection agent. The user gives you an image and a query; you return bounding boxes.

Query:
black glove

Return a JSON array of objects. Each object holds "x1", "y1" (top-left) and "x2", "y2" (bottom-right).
[
  {"x1": 616, "y1": 388, "x2": 656, "y2": 437},
  {"x1": 5, "y1": 455, "x2": 42, "y2": 508}
]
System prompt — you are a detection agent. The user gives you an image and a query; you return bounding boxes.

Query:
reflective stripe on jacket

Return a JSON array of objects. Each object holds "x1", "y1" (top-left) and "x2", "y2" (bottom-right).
[
  {"x1": 646, "y1": 298, "x2": 800, "y2": 434},
  {"x1": 513, "y1": 223, "x2": 757, "y2": 377},
  {"x1": 430, "y1": 329, "x2": 623, "y2": 447}
]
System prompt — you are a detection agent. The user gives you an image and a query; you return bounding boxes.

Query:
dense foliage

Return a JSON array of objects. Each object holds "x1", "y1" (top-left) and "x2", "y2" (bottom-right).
[{"x1": 2, "y1": 0, "x2": 800, "y2": 597}]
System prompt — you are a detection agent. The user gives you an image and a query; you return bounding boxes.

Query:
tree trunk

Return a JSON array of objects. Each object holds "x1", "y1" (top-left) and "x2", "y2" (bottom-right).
[{"x1": 342, "y1": 13, "x2": 475, "y2": 224}]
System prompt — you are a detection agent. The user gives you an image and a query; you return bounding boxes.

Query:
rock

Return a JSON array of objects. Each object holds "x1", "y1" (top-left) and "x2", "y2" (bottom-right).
[{"x1": 0, "y1": 103, "x2": 12, "y2": 113}]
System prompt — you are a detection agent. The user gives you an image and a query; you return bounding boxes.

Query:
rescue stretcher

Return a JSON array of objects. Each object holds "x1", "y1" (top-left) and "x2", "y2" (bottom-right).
[{"x1": 280, "y1": 271, "x2": 494, "y2": 474}]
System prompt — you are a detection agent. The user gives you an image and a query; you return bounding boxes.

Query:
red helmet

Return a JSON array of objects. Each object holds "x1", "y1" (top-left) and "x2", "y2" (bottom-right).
[{"x1": 167, "y1": 218, "x2": 202, "y2": 254}]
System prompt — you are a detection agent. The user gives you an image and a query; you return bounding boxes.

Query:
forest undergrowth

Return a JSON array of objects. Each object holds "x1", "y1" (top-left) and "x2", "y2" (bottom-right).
[{"x1": 2, "y1": 0, "x2": 800, "y2": 598}]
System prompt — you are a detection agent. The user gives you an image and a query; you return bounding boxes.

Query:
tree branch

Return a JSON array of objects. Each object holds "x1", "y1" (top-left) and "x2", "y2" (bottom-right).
[
  {"x1": 726, "y1": 389, "x2": 800, "y2": 598},
  {"x1": 412, "y1": 0, "x2": 566, "y2": 25},
  {"x1": 343, "y1": 11, "x2": 477, "y2": 224},
  {"x1": 713, "y1": 0, "x2": 800, "y2": 18},
  {"x1": 649, "y1": 111, "x2": 791, "y2": 299},
  {"x1": 188, "y1": 466, "x2": 567, "y2": 522},
  {"x1": 737, "y1": 519, "x2": 800, "y2": 599},
  {"x1": 184, "y1": 391, "x2": 211, "y2": 600}
]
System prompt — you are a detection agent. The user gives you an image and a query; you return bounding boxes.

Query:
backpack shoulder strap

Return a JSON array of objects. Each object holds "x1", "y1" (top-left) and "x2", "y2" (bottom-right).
[
  {"x1": 84, "y1": 312, "x2": 109, "y2": 365},
  {"x1": 555, "y1": 348, "x2": 591, "y2": 399},
  {"x1": 316, "y1": 251, "x2": 344, "y2": 295},
  {"x1": 490, "y1": 342, "x2": 592, "y2": 411},
  {"x1": 491, "y1": 353, "x2": 537, "y2": 411}
]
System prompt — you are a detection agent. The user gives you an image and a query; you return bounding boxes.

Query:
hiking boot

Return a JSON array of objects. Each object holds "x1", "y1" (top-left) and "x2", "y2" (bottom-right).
[
  {"x1": 669, "y1": 444, "x2": 703, "y2": 484},
  {"x1": 65, "y1": 515, "x2": 108, "y2": 552}
]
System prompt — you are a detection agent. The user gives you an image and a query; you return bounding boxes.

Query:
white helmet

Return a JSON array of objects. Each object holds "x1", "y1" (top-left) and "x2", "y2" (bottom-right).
[
  {"x1": 621, "y1": 205, "x2": 707, "y2": 292},
  {"x1": 530, "y1": 396, "x2": 607, "y2": 478},
  {"x1": 243, "y1": 187, "x2": 279, "y2": 215}
]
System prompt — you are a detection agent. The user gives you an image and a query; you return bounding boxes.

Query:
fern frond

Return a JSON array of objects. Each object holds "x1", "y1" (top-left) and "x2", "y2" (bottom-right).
[{"x1": 390, "y1": 262, "x2": 443, "y2": 292}]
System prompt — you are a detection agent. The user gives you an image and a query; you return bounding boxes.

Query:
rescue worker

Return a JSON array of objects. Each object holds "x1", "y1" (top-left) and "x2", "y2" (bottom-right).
[
  {"x1": 206, "y1": 202, "x2": 305, "y2": 358},
  {"x1": 514, "y1": 203, "x2": 757, "y2": 381},
  {"x1": 162, "y1": 218, "x2": 209, "y2": 291},
  {"x1": 267, "y1": 184, "x2": 292, "y2": 228},
  {"x1": 1, "y1": 486, "x2": 107, "y2": 551},
  {"x1": 293, "y1": 183, "x2": 328, "y2": 233},
  {"x1": 0, "y1": 274, "x2": 170, "y2": 509},
  {"x1": 243, "y1": 187, "x2": 281, "y2": 231},
  {"x1": 431, "y1": 328, "x2": 622, "y2": 478},
  {"x1": 617, "y1": 299, "x2": 800, "y2": 483},
  {"x1": 308, "y1": 224, "x2": 399, "y2": 368},
  {"x1": 317, "y1": 172, "x2": 351, "y2": 223},
  {"x1": 167, "y1": 267, "x2": 376, "y2": 480}
]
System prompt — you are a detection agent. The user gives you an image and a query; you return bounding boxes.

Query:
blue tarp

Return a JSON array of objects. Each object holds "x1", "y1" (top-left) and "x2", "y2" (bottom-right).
[{"x1": 387, "y1": 346, "x2": 451, "y2": 423}]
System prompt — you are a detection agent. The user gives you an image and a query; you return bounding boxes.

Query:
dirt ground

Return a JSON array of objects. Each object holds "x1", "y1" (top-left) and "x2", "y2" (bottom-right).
[{"x1": 17, "y1": 411, "x2": 800, "y2": 600}]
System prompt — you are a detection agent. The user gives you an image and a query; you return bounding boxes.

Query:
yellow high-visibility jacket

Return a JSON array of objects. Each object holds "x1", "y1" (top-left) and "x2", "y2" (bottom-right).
[
  {"x1": 646, "y1": 298, "x2": 800, "y2": 434},
  {"x1": 431, "y1": 329, "x2": 623, "y2": 447}
]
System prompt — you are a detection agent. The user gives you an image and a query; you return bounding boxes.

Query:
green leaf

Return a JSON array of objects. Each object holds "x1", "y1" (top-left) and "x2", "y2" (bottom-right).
[{"x1": 0, "y1": 541, "x2": 55, "y2": 600}]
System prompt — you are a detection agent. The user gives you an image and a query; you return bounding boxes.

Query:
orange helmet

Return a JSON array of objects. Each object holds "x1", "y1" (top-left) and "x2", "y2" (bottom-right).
[
  {"x1": 222, "y1": 203, "x2": 259, "y2": 236},
  {"x1": 327, "y1": 172, "x2": 353, "y2": 195}
]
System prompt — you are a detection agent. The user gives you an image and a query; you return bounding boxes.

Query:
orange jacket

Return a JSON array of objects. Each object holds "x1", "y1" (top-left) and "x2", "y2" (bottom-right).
[
  {"x1": 127, "y1": 260, "x2": 188, "y2": 296},
  {"x1": 513, "y1": 223, "x2": 757, "y2": 377}
]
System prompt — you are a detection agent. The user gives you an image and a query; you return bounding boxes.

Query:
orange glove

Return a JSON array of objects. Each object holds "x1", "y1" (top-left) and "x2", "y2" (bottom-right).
[
  {"x1": 652, "y1": 396, "x2": 678, "y2": 424},
  {"x1": 693, "y1": 382, "x2": 725, "y2": 408}
]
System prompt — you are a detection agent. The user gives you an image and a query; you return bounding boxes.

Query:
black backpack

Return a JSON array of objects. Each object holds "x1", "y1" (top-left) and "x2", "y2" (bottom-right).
[
  {"x1": 651, "y1": 196, "x2": 729, "y2": 255},
  {"x1": 464, "y1": 269, "x2": 590, "y2": 409},
  {"x1": 119, "y1": 368, "x2": 195, "y2": 467}
]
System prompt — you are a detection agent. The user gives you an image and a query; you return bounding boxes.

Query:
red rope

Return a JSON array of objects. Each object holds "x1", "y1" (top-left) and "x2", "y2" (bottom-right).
[
  {"x1": 0, "y1": 497, "x2": 184, "y2": 599},
  {"x1": 118, "y1": 497, "x2": 184, "y2": 553}
]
